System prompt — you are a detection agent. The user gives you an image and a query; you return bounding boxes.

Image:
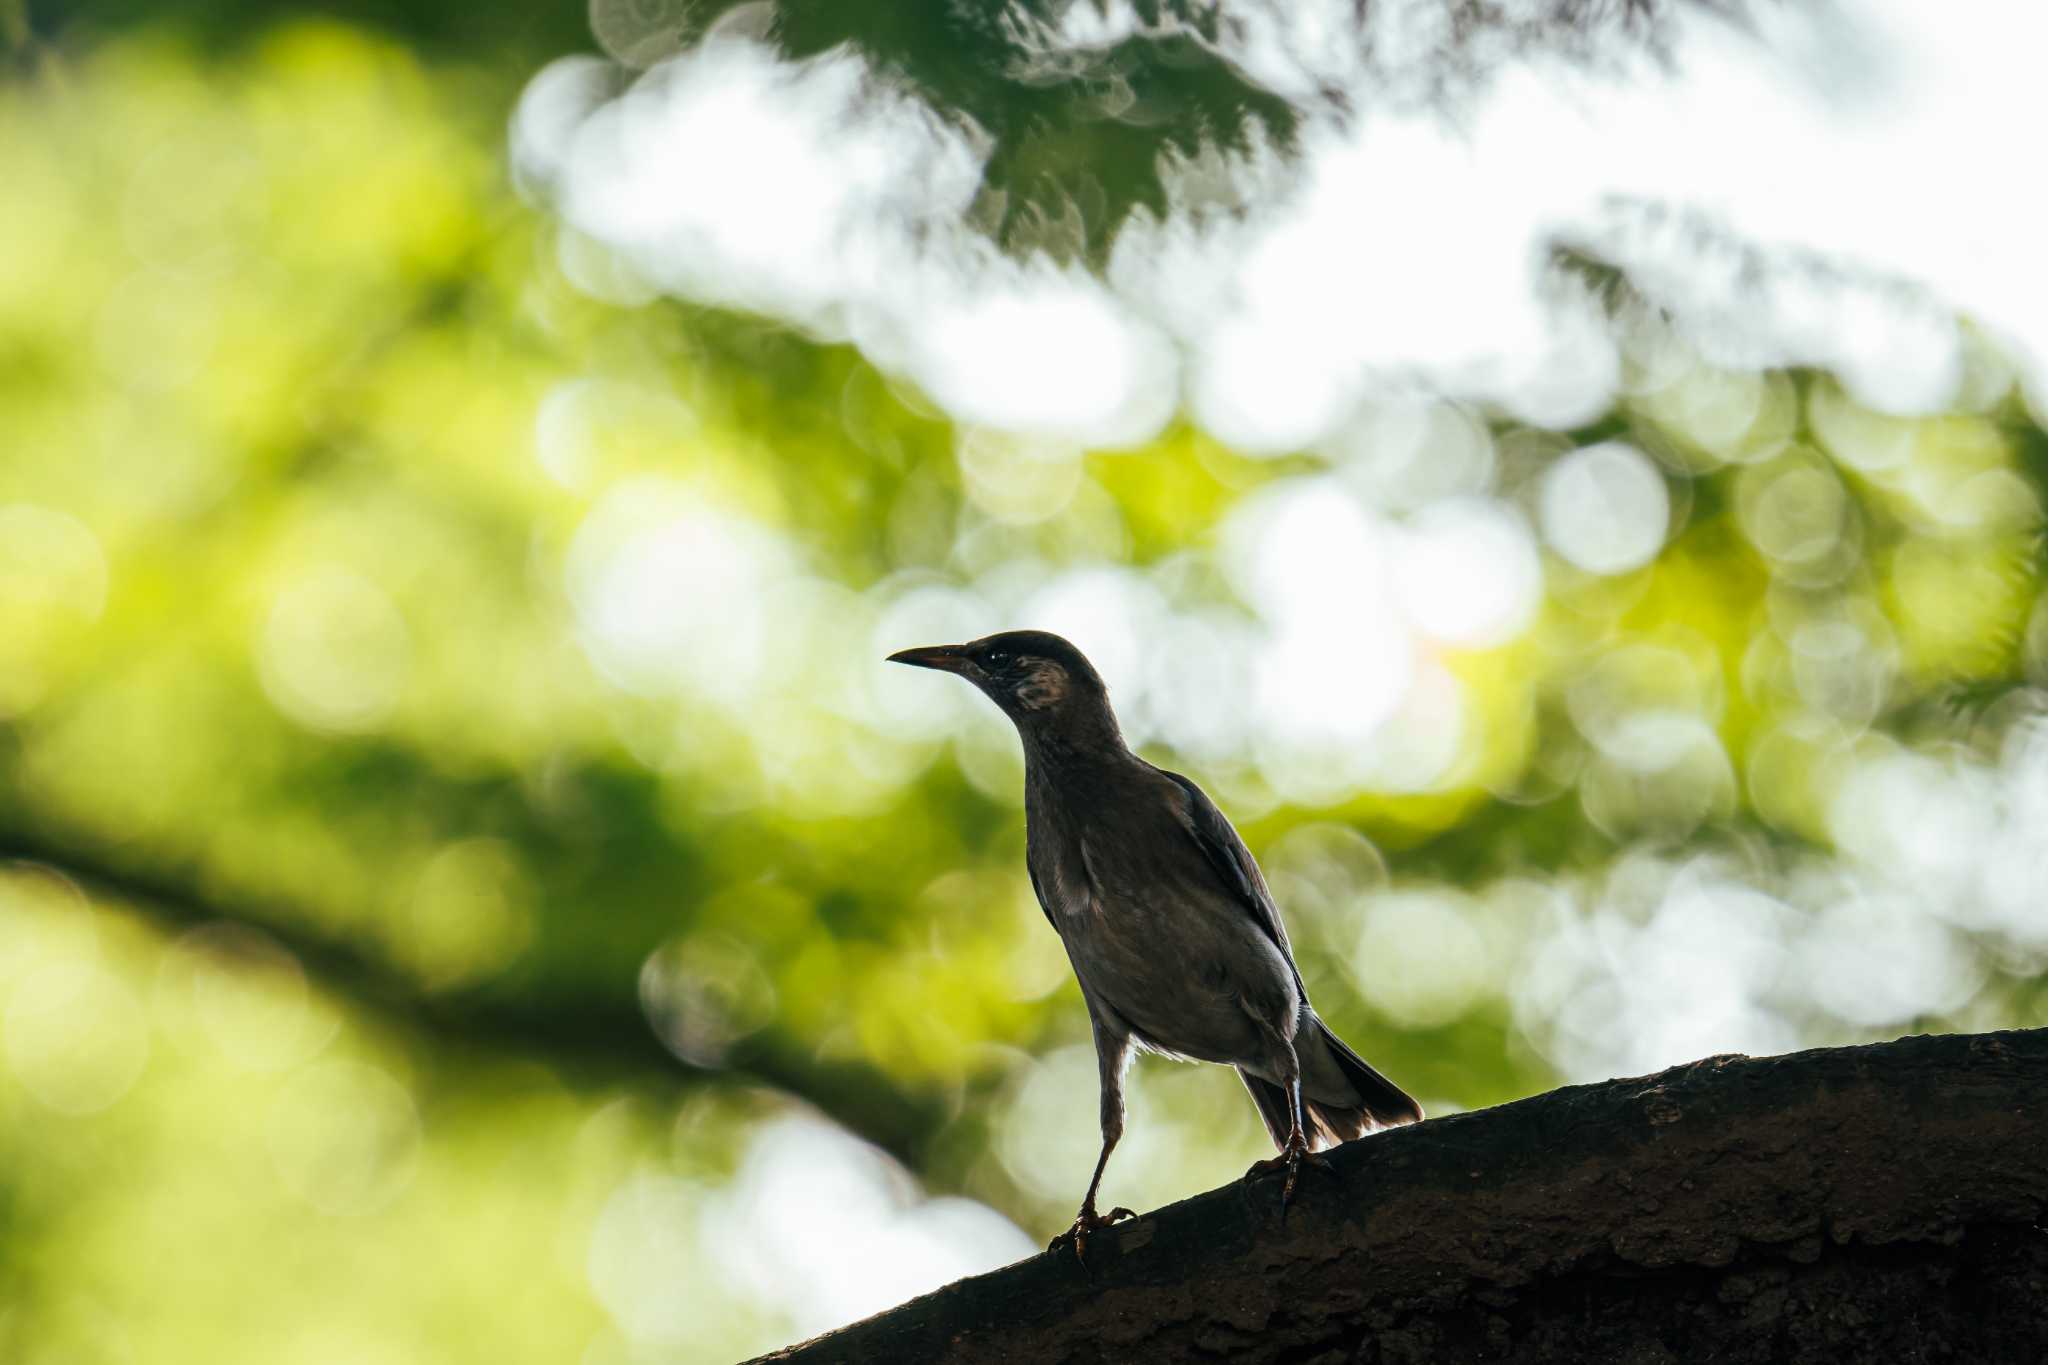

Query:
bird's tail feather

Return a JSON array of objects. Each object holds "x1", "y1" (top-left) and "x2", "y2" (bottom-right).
[{"x1": 1237, "y1": 1018, "x2": 1424, "y2": 1152}]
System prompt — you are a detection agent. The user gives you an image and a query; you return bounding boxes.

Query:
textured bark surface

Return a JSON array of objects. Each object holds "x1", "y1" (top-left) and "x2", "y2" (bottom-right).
[{"x1": 747, "y1": 1029, "x2": 2048, "y2": 1364}]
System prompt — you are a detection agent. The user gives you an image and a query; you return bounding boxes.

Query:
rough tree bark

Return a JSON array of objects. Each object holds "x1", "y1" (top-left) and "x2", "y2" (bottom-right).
[{"x1": 749, "y1": 1028, "x2": 2047, "y2": 1363}]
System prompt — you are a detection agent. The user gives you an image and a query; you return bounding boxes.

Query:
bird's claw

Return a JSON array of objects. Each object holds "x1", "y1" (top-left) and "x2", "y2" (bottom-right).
[
  {"x1": 1048, "y1": 1203, "x2": 1136, "y2": 1263},
  {"x1": 1245, "y1": 1134, "x2": 1333, "y2": 1214}
]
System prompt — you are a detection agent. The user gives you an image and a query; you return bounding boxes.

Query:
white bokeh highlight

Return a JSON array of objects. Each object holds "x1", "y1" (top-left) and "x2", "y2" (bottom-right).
[
  {"x1": 699, "y1": 1116, "x2": 1035, "y2": 1340},
  {"x1": 519, "y1": 0, "x2": 2048, "y2": 448}
]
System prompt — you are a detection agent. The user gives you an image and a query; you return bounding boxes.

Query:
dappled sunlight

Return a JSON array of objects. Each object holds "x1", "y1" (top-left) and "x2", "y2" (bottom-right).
[
  {"x1": 700, "y1": 1116, "x2": 1036, "y2": 1339},
  {"x1": 0, "y1": 503, "x2": 108, "y2": 717},
  {"x1": 1538, "y1": 442, "x2": 1671, "y2": 576},
  {"x1": 521, "y1": 37, "x2": 1174, "y2": 447},
  {"x1": 527, "y1": 1, "x2": 2048, "y2": 446},
  {"x1": 567, "y1": 479, "x2": 799, "y2": 705},
  {"x1": 257, "y1": 564, "x2": 412, "y2": 734},
  {"x1": 266, "y1": 1059, "x2": 423, "y2": 1215},
  {"x1": 6, "y1": 956, "x2": 151, "y2": 1115},
  {"x1": 0, "y1": 866, "x2": 622, "y2": 1358},
  {"x1": 639, "y1": 931, "x2": 778, "y2": 1069},
  {"x1": 5, "y1": 2, "x2": 2048, "y2": 1359},
  {"x1": 0, "y1": 866, "x2": 1029, "y2": 1358},
  {"x1": 158, "y1": 921, "x2": 333, "y2": 1071}
]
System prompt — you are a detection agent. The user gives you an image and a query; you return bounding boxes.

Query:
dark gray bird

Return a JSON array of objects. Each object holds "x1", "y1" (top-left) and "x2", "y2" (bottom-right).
[{"x1": 888, "y1": 629, "x2": 1421, "y2": 1255}]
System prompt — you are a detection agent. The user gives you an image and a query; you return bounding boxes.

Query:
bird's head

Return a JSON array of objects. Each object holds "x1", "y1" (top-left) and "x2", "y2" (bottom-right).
[{"x1": 887, "y1": 630, "x2": 1117, "y2": 740}]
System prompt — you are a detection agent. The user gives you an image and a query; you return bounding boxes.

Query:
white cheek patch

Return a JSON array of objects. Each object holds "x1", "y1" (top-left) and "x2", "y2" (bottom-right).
[{"x1": 1015, "y1": 661, "x2": 1069, "y2": 710}]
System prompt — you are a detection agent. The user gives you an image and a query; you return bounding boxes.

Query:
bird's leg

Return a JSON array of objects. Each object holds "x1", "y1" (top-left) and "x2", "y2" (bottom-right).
[
  {"x1": 1050, "y1": 1028, "x2": 1136, "y2": 1262},
  {"x1": 1057, "y1": 1129, "x2": 1136, "y2": 1260},
  {"x1": 1245, "y1": 1077, "x2": 1333, "y2": 1210},
  {"x1": 1243, "y1": 1034, "x2": 1333, "y2": 1214}
]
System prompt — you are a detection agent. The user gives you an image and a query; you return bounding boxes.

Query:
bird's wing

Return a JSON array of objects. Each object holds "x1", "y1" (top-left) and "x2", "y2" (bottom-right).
[
  {"x1": 1022, "y1": 858, "x2": 1060, "y2": 932},
  {"x1": 1157, "y1": 768, "x2": 1298, "y2": 970}
]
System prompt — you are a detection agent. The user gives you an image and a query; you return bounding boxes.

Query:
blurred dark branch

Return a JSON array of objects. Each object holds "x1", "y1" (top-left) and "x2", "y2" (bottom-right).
[
  {"x1": 754, "y1": 1029, "x2": 2048, "y2": 1363},
  {"x1": 0, "y1": 829, "x2": 947, "y2": 1171}
]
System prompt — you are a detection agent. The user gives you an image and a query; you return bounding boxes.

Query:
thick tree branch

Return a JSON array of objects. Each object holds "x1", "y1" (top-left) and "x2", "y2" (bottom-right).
[{"x1": 754, "y1": 1028, "x2": 2048, "y2": 1363}]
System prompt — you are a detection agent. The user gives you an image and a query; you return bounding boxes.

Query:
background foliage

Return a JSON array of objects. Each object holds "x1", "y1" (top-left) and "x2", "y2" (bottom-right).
[{"x1": 3, "y1": 1, "x2": 2045, "y2": 1360}]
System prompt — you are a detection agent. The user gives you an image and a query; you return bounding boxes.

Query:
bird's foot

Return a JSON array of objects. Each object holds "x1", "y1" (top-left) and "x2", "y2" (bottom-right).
[
  {"x1": 1245, "y1": 1132, "x2": 1332, "y2": 1214},
  {"x1": 1048, "y1": 1201, "x2": 1136, "y2": 1263}
]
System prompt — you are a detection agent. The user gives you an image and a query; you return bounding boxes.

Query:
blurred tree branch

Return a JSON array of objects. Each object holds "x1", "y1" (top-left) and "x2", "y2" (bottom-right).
[
  {"x1": 753, "y1": 1028, "x2": 2048, "y2": 1363},
  {"x1": 0, "y1": 830, "x2": 948, "y2": 1171}
]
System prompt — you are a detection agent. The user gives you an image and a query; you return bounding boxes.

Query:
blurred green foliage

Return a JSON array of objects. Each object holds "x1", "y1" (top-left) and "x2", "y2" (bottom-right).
[{"x1": 3, "y1": 7, "x2": 2048, "y2": 1363}]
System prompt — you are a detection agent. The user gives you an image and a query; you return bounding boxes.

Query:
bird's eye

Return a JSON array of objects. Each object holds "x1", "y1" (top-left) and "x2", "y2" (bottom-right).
[{"x1": 984, "y1": 650, "x2": 1012, "y2": 670}]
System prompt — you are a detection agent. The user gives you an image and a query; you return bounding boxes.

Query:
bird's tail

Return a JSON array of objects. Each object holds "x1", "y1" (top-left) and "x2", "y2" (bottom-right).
[{"x1": 1238, "y1": 1017, "x2": 1424, "y2": 1151}]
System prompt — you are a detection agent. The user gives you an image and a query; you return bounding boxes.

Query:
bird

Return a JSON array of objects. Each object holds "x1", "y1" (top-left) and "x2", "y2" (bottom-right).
[{"x1": 888, "y1": 629, "x2": 1422, "y2": 1257}]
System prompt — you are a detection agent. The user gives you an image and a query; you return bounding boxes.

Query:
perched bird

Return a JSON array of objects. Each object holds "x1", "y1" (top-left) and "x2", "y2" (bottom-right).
[{"x1": 888, "y1": 630, "x2": 1422, "y2": 1256}]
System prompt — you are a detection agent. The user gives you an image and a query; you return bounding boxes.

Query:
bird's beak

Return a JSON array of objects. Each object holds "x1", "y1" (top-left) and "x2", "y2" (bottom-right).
[{"x1": 886, "y1": 644, "x2": 975, "y2": 675}]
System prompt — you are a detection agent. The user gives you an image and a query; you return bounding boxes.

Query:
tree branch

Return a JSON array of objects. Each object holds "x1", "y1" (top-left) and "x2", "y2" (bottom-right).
[
  {"x1": 0, "y1": 833, "x2": 946, "y2": 1170},
  {"x1": 752, "y1": 1028, "x2": 2048, "y2": 1363}
]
